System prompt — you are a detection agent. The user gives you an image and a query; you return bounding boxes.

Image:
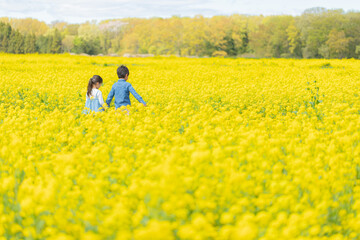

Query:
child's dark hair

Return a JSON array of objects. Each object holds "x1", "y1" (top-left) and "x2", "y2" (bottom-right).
[
  {"x1": 117, "y1": 65, "x2": 129, "y2": 78},
  {"x1": 87, "y1": 75, "x2": 103, "y2": 97}
]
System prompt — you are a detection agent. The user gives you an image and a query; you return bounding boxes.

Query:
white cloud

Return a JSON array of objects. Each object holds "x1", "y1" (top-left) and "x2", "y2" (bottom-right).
[{"x1": 0, "y1": 0, "x2": 359, "y2": 23}]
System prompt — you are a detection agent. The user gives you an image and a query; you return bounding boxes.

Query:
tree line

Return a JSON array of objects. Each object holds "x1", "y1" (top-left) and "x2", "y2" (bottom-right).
[{"x1": 1, "y1": 8, "x2": 360, "y2": 58}]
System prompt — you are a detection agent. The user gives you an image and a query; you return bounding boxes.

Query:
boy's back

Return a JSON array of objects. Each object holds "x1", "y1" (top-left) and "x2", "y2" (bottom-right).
[
  {"x1": 106, "y1": 79, "x2": 146, "y2": 108},
  {"x1": 106, "y1": 65, "x2": 146, "y2": 109}
]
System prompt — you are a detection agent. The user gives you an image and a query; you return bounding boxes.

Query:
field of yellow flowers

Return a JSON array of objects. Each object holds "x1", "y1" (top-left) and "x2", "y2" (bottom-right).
[{"x1": 0, "y1": 54, "x2": 360, "y2": 239}]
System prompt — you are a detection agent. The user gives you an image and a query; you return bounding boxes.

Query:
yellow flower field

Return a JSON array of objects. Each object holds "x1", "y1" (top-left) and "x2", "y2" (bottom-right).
[{"x1": 0, "y1": 54, "x2": 360, "y2": 239}]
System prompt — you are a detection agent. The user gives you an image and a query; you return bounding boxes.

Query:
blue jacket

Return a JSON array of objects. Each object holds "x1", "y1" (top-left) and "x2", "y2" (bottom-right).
[{"x1": 106, "y1": 79, "x2": 146, "y2": 108}]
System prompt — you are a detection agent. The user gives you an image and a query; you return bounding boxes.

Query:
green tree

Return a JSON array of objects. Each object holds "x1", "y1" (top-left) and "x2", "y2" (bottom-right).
[
  {"x1": 36, "y1": 35, "x2": 50, "y2": 53},
  {"x1": 8, "y1": 30, "x2": 24, "y2": 53},
  {"x1": 299, "y1": 8, "x2": 345, "y2": 58},
  {"x1": 267, "y1": 16, "x2": 293, "y2": 57},
  {"x1": 65, "y1": 24, "x2": 80, "y2": 36},
  {"x1": 72, "y1": 37, "x2": 86, "y2": 53},
  {"x1": 62, "y1": 35, "x2": 75, "y2": 53},
  {"x1": 287, "y1": 21, "x2": 302, "y2": 57},
  {"x1": 50, "y1": 29, "x2": 62, "y2": 53},
  {"x1": 182, "y1": 16, "x2": 209, "y2": 56},
  {"x1": 318, "y1": 44, "x2": 330, "y2": 58},
  {"x1": 0, "y1": 22, "x2": 12, "y2": 52},
  {"x1": 24, "y1": 34, "x2": 37, "y2": 53},
  {"x1": 326, "y1": 29, "x2": 351, "y2": 58},
  {"x1": 73, "y1": 36, "x2": 101, "y2": 55},
  {"x1": 343, "y1": 12, "x2": 360, "y2": 58},
  {"x1": 356, "y1": 45, "x2": 360, "y2": 58}
]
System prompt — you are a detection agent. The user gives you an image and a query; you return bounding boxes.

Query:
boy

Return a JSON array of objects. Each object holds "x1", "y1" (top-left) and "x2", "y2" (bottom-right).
[{"x1": 106, "y1": 65, "x2": 147, "y2": 108}]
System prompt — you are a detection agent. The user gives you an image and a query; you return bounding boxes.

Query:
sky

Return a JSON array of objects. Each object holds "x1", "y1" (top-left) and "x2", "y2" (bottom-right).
[{"x1": 0, "y1": 0, "x2": 359, "y2": 23}]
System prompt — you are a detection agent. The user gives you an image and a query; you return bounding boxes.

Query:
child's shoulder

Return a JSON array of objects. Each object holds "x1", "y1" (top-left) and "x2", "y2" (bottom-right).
[
  {"x1": 92, "y1": 88, "x2": 102, "y2": 95},
  {"x1": 114, "y1": 81, "x2": 131, "y2": 87}
]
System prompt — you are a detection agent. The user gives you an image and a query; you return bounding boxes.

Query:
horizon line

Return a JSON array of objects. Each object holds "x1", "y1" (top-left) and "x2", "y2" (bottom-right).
[{"x1": 1, "y1": 7, "x2": 359, "y2": 25}]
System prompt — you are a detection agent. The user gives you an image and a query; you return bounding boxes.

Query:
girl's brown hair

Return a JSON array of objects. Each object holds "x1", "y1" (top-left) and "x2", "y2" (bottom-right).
[{"x1": 87, "y1": 75, "x2": 103, "y2": 97}]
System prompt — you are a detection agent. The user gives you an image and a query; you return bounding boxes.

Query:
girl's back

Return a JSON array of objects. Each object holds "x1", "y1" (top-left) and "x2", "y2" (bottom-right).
[{"x1": 83, "y1": 75, "x2": 105, "y2": 114}]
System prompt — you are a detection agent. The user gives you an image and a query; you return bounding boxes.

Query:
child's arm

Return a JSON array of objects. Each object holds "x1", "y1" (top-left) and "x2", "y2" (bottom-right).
[
  {"x1": 106, "y1": 86, "x2": 115, "y2": 107},
  {"x1": 128, "y1": 84, "x2": 147, "y2": 106},
  {"x1": 98, "y1": 91, "x2": 106, "y2": 109}
]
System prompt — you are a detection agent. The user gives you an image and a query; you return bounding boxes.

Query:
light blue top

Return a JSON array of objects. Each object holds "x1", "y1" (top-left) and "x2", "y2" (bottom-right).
[
  {"x1": 83, "y1": 89, "x2": 105, "y2": 114},
  {"x1": 106, "y1": 79, "x2": 146, "y2": 109}
]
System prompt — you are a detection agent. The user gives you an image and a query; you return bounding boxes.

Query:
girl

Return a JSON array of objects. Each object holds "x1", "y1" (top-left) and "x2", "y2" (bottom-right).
[{"x1": 83, "y1": 75, "x2": 106, "y2": 114}]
